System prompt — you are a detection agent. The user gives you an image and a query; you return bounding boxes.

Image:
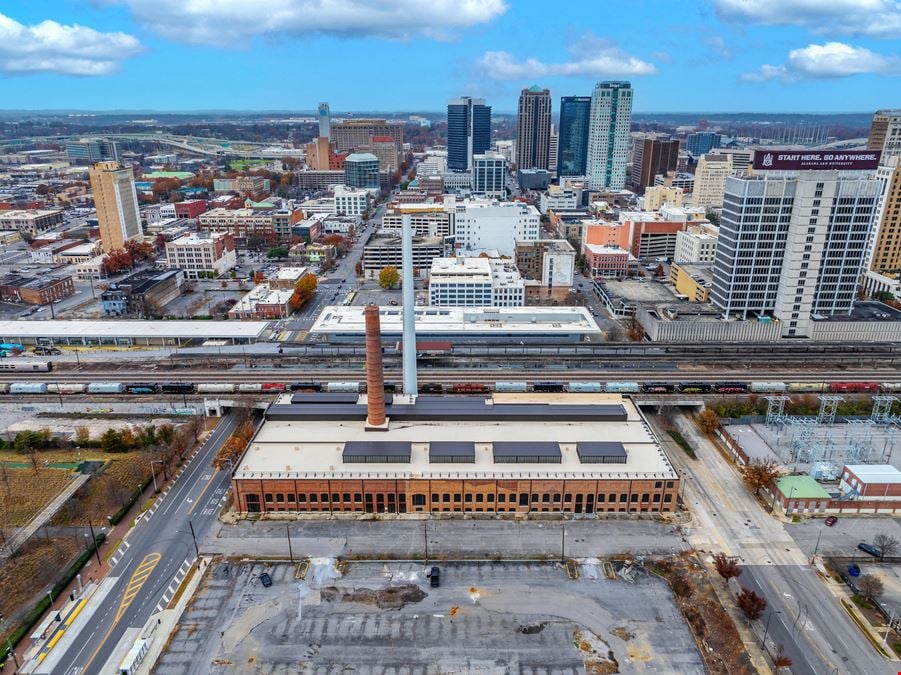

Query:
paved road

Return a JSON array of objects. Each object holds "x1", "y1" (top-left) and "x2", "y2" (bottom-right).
[
  {"x1": 204, "y1": 517, "x2": 686, "y2": 560},
  {"x1": 660, "y1": 412, "x2": 888, "y2": 675},
  {"x1": 42, "y1": 414, "x2": 239, "y2": 675}
]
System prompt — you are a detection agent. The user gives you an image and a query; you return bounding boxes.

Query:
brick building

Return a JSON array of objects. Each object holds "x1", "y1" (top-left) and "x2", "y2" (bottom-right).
[{"x1": 0, "y1": 274, "x2": 75, "y2": 305}]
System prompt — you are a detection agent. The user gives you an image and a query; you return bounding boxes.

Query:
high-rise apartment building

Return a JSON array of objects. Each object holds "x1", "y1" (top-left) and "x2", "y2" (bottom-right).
[
  {"x1": 867, "y1": 110, "x2": 901, "y2": 159},
  {"x1": 66, "y1": 138, "x2": 118, "y2": 165},
  {"x1": 684, "y1": 132, "x2": 721, "y2": 157},
  {"x1": 344, "y1": 153, "x2": 380, "y2": 190},
  {"x1": 548, "y1": 126, "x2": 559, "y2": 175},
  {"x1": 692, "y1": 153, "x2": 733, "y2": 210},
  {"x1": 472, "y1": 152, "x2": 507, "y2": 198},
  {"x1": 711, "y1": 171, "x2": 881, "y2": 337},
  {"x1": 447, "y1": 97, "x2": 491, "y2": 172},
  {"x1": 557, "y1": 96, "x2": 592, "y2": 177},
  {"x1": 516, "y1": 85, "x2": 551, "y2": 170},
  {"x1": 586, "y1": 81, "x2": 633, "y2": 190},
  {"x1": 89, "y1": 161, "x2": 142, "y2": 253},
  {"x1": 331, "y1": 119, "x2": 403, "y2": 170},
  {"x1": 631, "y1": 136, "x2": 680, "y2": 193},
  {"x1": 870, "y1": 158, "x2": 901, "y2": 274},
  {"x1": 318, "y1": 102, "x2": 331, "y2": 140}
]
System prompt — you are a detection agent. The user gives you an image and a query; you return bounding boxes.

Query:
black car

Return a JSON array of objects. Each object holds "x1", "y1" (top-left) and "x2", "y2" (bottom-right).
[
  {"x1": 428, "y1": 566, "x2": 440, "y2": 588},
  {"x1": 857, "y1": 542, "x2": 881, "y2": 557},
  {"x1": 259, "y1": 572, "x2": 273, "y2": 587}
]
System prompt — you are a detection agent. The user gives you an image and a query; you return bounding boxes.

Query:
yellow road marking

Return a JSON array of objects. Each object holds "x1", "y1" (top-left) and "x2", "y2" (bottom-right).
[{"x1": 187, "y1": 471, "x2": 217, "y2": 515}]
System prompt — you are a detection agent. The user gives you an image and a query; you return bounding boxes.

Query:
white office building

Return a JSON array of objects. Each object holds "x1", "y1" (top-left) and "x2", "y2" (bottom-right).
[
  {"x1": 165, "y1": 231, "x2": 237, "y2": 279},
  {"x1": 674, "y1": 224, "x2": 719, "y2": 263},
  {"x1": 711, "y1": 171, "x2": 881, "y2": 337},
  {"x1": 453, "y1": 200, "x2": 540, "y2": 256},
  {"x1": 586, "y1": 81, "x2": 633, "y2": 190},
  {"x1": 692, "y1": 153, "x2": 732, "y2": 210},
  {"x1": 472, "y1": 152, "x2": 507, "y2": 198},
  {"x1": 428, "y1": 257, "x2": 525, "y2": 307},
  {"x1": 539, "y1": 186, "x2": 580, "y2": 214},
  {"x1": 334, "y1": 185, "x2": 370, "y2": 217},
  {"x1": 418, "y1": 151, "x2": 448, "y2": 175}
]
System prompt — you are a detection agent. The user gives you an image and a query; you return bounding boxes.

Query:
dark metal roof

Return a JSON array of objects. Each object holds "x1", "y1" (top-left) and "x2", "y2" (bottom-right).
[
  {"x1": 265, "y1": 396, "x2": 626, "y2": 423},
  {"x1": 429, "y1": 441, "x2": 475, "y2": 463},
  {"x1": 289, "y1": 393, "x2": 360, "y2": 405},
  {"x1": 577, "y1": 442, "x2": 628, "y2": 463},
  {"x1": 342, "y1": 441, "x2": 411, "y2": 463},
  {"x1": 493, "y1": 441, "x2": 560, "y2": 457}
]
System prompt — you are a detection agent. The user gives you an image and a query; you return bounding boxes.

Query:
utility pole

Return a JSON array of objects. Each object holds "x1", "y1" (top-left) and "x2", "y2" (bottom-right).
[
  {"x1": 286, "y1": 524, "x2": 294, "y2": 563},
  {"x1": 88, "y1": 520, "x2": 102, "y2": 566},
  {"x1": 424, "y1": 520, "x2": 428, "y2": 562},
  {"x1": 560, "y1": 522, "x2": 566, "y2": 564},
  {"x1": 188, "y1": 520, "x2": 200, "y2": 562}
]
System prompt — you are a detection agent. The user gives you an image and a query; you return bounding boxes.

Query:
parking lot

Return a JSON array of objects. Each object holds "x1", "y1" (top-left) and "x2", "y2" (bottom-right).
[{"x1": 156, "y1": 559, "x2": 703, "y2": 674}]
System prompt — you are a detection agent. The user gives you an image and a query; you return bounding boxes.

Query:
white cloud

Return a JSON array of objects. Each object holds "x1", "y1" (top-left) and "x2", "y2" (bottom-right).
[
  {"x1": 742, "y1": 41, "x2": 901, "y2": 81},
  {"x1": 704, "y1": 35, "x2": 734, "y2": 59},
  {"x1": 476, "y1": 35, "x2": 656, "y2": 80},
  {"x1": 0, "y1": 12, "x2": 141, "y2": 76},
  {"x1": 713, "y1": 0, "x2": 901, "y2": 38},
  {"x1": 107, "y1": 0, "x2": 507, "y2": 45}
]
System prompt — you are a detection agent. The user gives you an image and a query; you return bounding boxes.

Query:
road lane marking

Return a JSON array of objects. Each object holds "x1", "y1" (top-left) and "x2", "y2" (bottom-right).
[{"x1": 114, "y1": 552, "x2": 161, "y2": 624}]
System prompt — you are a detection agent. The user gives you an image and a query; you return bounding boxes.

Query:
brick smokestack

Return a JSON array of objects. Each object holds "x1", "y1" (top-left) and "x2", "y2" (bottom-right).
[{"x1": 364, "y1": 304, "x2": 386, "y2": 428}]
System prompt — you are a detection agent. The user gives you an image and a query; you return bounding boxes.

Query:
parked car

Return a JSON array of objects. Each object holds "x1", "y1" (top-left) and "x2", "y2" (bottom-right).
[
  {"x1": 857, "y1": 542, "x2": 881, "y2": 557},
  {"x1": 259, "y1": 572, "x2": 273, "y2": 587},
  {"x1": 33, "y1": 347, "x2": 61, "y2": 356},
  {"x1": 825, "y1": 516, "x2": 838, "y2": 526},
  {"x1": 428, "y1": 566, "x2": 440, "y2": 588}
]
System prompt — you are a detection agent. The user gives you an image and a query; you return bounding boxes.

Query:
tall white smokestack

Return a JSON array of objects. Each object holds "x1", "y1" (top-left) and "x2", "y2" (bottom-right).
[{"x1": 401, "y1": 213, "x2": 418, "y2": 399}]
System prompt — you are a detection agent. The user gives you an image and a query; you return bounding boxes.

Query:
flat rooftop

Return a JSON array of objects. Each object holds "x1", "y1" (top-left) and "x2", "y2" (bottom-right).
[
  {"x1": 310, "y1": 305, "x2": 601, "y2": 336},
  {"x1": 0, "y1": 320, "x2": 268, "y2": 340},
  {"x1": 845, "y1": 464, "x2": 901, "y2": 484},
  {"x1": 816, "y1": 302, "x2": 901, "y2": 323},
  {"x1": 235, "y1": 394, "x2": 676, "y2": 481},
  {"x1": 601, "y1": 279, "x2": 682, "y2": 304}
]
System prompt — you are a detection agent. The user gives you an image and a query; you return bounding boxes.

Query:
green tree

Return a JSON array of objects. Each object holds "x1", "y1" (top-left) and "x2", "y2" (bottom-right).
[
  {"x1": 100, "y1": 428, "x2": 127, "y2": 454},
  {"x1": 267, "y1": 247, "x2": 289, "y2": 259},
  {"x1": 379, "y1": 266, "x2": 400, "y2": 289}
]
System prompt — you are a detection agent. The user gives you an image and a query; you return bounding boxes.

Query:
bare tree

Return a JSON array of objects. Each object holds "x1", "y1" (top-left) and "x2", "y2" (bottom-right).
[
  {"x1": 857, "y1": 574, "x2": 885, "y2": 601},
  {"x1": 0, "y1": 462, "x2": 10, "y2": 496},
  {"x1": 873, "y1": 533, "x2": 899, "y2": 560},
  {"x1": 187, "y1": 416, "x2": 206, "y2": 444}
]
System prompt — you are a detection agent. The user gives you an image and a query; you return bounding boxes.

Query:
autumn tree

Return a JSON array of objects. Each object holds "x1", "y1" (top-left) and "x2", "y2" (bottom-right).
[
  {"x1": 379, "y1": 266, "x2": 400, "y2": 289},
  {"x1": 215, "y1": 419, "x2": 256, "y2": 469},
  {"x1": 873, "y1": 533, "x2": 899, "y2": 560},
  {"x1": 124, "y1": 239, "x2": 155, "y2": 261},
  {"x1": 289, "y1": 273, "x2": 318, "y2": 310},
  {"x1": 156, "y1": 423, "x2": 175, "y2": 446},
  {"x1": 857, "y1": 574, "x2": 885, "y2": 601},
  {"x1": 773, "y1": 647, "x2": 792, "y2": 668},
  {"x1": 713, "y1": 553, "x2": 742, "y2": 580},
  {"x1": 36, "y1": 183, "x2": 50, "y2": 196},
  {"x1": 253, "y1": 270, "x2": 266, "y2": 284},
  {"x1": 74, "y1": 425, "x2": 91, "y2": 447},
  {"x1": 736, "y1": 587, "x2": 767, "y2": 620},
  {"x1": 101, "y1": 249, "x2": 135, "y2": 276},
  {"x1": 741, "y1": 458, "x2": 784, "y2": 496},
  {"x1": 697, "y1": 409, "x2": 720, "y2": 435},
  {"x1": 654, "y1": 263, "x2": 664, "y2": 278}
]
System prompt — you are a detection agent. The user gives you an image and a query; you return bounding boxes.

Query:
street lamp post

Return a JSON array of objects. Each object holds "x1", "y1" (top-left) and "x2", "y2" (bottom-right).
[
  {"x1": 286, "y1": 524, "x2": 293, "y2": 563},
  {"x1": 88, "y1": 521, "x2": 102, "y2": 566},
  {"x1": 150, "y1": 460, "x2": 163, "y2": 493},
  {"x1": 813, "y1": 529, "x2": 823, "y2": 558},
  {"x1": 188, "y1": 520, "x2": 200, "y2": 562}
]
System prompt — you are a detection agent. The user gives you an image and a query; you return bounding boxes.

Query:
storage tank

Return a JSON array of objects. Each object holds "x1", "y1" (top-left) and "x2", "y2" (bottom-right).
[
  {"x1": 197, "y1": 383, "x2": 236, "y2": 394},
  {"x1": 10, "y1": 383, "x2": 48, "y2": 394},
  {"x1": 87, "y1": 382, "x2": 125, "y2": 394}
]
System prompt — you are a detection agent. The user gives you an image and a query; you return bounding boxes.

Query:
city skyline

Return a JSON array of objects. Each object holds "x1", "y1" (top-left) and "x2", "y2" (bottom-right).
[{"x1": 0, "y1": 1, "x2": 899, "y2": 113}]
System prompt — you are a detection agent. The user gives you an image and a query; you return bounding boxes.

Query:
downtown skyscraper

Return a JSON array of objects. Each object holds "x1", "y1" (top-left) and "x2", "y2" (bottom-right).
[
  {"x1": 516, "y1": 85, "x2": 551, "y2": 171},
  {"x1": 447, "y1": 96, "x2": 491, "y2": 172},
  {"x1": 557, "y1": 96, "x2": 591, "y2": 177},
  {"x1": 586, "y1": 81, "x2": 633, "y2": 190}
]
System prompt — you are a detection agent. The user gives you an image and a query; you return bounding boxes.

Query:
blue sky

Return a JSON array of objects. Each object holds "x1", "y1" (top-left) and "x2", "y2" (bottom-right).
[{"x1": 0, "y1": 0, "x2": 899, "y2": 113}]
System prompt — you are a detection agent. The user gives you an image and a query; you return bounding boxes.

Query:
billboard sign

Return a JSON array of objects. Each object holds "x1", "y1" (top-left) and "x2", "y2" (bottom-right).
[{"x1": 753, "y1": 150, "x2": 881, "y2": 171}]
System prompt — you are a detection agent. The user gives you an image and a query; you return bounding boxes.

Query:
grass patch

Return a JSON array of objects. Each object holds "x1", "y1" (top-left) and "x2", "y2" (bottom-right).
[
  {"x1": 852, "y1": 594, "x2": 873, "y2": 610},
  {"x1": 667, "y1": 430, "x2": 697, "y2": 459}
]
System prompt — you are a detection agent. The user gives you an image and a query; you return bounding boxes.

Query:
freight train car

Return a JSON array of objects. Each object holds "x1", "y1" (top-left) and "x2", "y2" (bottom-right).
[
  {"x1": 495, "y1": 381, "x2": 528, "y2": 393},
  {"x1": 0, "y1": 361, "x2": 52, "y2": 372},
  {"x1": 289, "y1": 381, "x2": 322, "y2": 392},
  {"x1": 568, "y1": 382, "x2": 602, "y2": 393},
  {"x1": 161, "y1": 382, "x2": 195, "y2": 394},
  {"x1": 10, "y1": 383, "x2": 48, "y2": 394},
  {"x1": 452, "y1": 383, "x2": 489, "y2": 393},
  {"x1": 642, "y1": 382, "x2": 675, "y2": 393},
  {"x1": 533, "y1": 381, "x2": 565, "y2": 393},
  {"x1": 787, "y1": 382, "x2": 828, "y2": 393},
  {"x1": 420, "y1": 383, "x2": 444, "y2": 394},
  {"x1": 47, "y1": 383, "x2": 86, "y2": 394},
  {"x1": 326, "y1": 381, "x2": 361, "y2": 393},
  {"x1": 87, "y1": 382, "x2": 125, "y2": 394},
  {"x1": 604, "y1": 382, "x2": 640, "y2": 394},
  {"x1": 829, "y1": 382, "x2": 880, "y2": 393},
  {"x1": 197, "y1": 383, "x2": 236, "y2": 394},
  {"x1": 677, "y1": 383, "x2": 711, "y2": 393},
  {"x1": 125, "y1": 383, "x2": 159, "y2": 394},
  {"x1": 749, "y1": 382, "x2": 786, "y2": 393},
  {"x1": 714, "y1": 382, "x2": 749, "y2": 393}
]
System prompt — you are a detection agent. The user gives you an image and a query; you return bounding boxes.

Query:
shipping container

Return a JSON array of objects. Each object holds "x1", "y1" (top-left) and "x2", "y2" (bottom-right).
[
  {"x1": 568, "y1": 382, "x2": 602, "y2": 393},
  {"x1": 10, "y1": 382, "x2": 48, "y2": 394},
  {"x1": 495, "y1": 381, "x2": 528, "y2": 393},
  {"x1": 86, "y1": 382, "x2": 125, "y2": 394}
]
